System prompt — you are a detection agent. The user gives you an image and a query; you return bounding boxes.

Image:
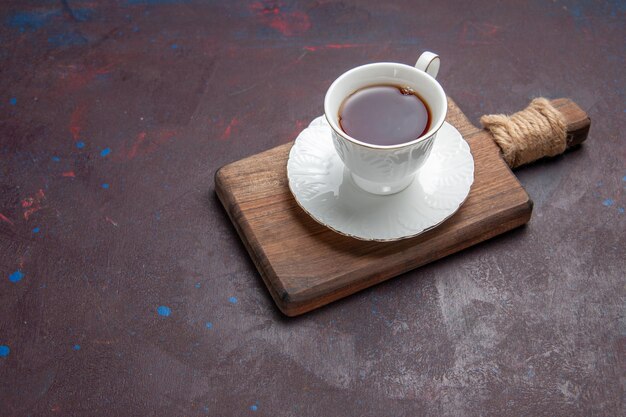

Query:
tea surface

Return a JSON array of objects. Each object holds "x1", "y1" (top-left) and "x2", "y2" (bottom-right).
[{"x1": 339, "y1": 85, "x2": 431, "y2": 146}]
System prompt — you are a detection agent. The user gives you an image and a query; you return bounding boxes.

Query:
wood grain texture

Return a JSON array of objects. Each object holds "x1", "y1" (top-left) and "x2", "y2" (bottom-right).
[{"x1": 215, "y1": 98, "x2": 532, "y2": 316}]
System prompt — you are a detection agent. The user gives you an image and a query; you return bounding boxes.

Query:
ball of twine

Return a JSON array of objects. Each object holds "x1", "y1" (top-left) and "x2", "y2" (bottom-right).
[{"x1": 480, "y1": 98, "x2": 567, "y2": 168}]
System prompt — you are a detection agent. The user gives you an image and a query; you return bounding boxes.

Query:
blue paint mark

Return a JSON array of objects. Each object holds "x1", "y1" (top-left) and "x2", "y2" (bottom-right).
[
  {"x1": 100, "y1": 147, "x2": 111, "y2": 157},
  {"x1": 9, "y1": 97, "x2": 17, "y2": 106},
  {"x1": 157, "y1": 305, "x2": 171, "y2": 317},
  {"x1": 569, "y1": 4, "x2": 583, "y2": 19},
  {"x1": 205, "y1": 322, "x2": 213, "y2": 329},
  {"x1": 195, "y1": 282, "x2": 201, "y2": 288},
  {"x1": 76, "y1": 141, "x2": 85, "y2": 149},
  {"x1": 250, "y1": 404, "x2": 258, "y2": 411},
  {"x1": 527, "y1": 368, "x2": 535, "y2": 378},
  {"x1": 371, "y1": 305, "x2": 379, "y2": 316},
  {"x1": 155, "y1": 210, "x2": 161, "y2": 220},
  {"x1": 603, "y1": 198, "x2": 614, "y2": 207},
  {"x1": 48, "y1": 32, "x2": 88, "y2": 47},
  {"x1": 0, "y1": 345, "x2": 9, "y2": 357},
  {"x1": 9, "y1": 270, "x2": 24, "y2": 283},
  {"x1": 133, "y1": 26, "x2": 140, "y2": 32},
  {"x1": 171, "y1": 43, "x2": 179, "y2": 49},
  {"x1": 228, "y1": 296, "x2": 238, "y2": 304},
  {"x1": 203, "y1": 406, "x2": 209, "y2": 413},
  {"x1": 32, "y1": 227, "x2": 40, "y2": 233},
  {"x1": 101, "y1": 183, "x2": 110, "y2": 189},
  {"x1": 73, "y1": 344, "x2": 81, "y2": 351},
  {"x1": 72, "y1": 8, "x2": 93, "y2": 21},
  {"x1": 7, "y1": 10, "x2": 61, "y2": 32},
  {"x1": 619, "y1": 207, "x2": 624, "y2": 214},
  {"x1": 622, "y1": 176, "x2": 626, "y2": 182},
  {"x1": 52, "y1": 156, "x2": 60, "y2": 162}
]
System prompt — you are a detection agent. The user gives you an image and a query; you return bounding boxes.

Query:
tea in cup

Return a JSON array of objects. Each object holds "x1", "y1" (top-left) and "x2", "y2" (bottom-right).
[{"x1": 324, "y1": 52, "x2": 447, "y2": 195}]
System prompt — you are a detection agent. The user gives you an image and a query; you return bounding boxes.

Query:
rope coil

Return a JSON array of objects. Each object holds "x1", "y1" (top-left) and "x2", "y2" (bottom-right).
[{"x1": 480, "y1": 98, "x2": 567, "y2": 168}]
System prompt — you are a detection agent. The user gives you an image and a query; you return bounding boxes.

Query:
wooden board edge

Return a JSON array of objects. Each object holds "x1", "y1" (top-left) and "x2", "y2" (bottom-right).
[
  {"x1": 280, "y1": 195, "x2": 534, "y2": 316},
  {"x1": 214, "y1": 168, "x2": 292, "y2": 315}
]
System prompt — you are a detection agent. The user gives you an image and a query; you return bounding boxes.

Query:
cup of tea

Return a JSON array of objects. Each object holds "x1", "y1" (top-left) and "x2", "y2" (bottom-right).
[{"x1": 324, "y1": 52, "x2": 447, "y2": 195}]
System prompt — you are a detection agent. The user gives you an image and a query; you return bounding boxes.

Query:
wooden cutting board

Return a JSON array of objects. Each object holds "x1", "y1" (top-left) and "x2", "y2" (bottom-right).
[{"x1": 215, "y1": 97, "x2": 588, "y2": 316}]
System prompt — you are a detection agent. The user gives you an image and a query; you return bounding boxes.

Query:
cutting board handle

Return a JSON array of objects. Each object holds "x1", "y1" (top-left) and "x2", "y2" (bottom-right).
[
  {"x1": 480, "y1": 98, "x2": 590, "y2": 168},
  {"x1": 551, "y1": 98, "x2": 591, "y2": 148}
]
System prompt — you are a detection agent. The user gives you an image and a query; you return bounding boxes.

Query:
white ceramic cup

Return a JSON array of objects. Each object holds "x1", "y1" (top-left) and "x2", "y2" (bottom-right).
[{"x1": 324, "y1": 52, "x2": 447, "y2": 195}]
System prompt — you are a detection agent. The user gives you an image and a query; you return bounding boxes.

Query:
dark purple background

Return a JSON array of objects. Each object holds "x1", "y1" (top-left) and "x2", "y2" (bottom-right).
[{"x1": 1, "y1": 1, "x2": 624, "y2": 416}]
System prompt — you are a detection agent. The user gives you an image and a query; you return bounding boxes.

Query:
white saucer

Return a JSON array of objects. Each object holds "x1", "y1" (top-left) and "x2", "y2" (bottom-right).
[{"x1": 287, "y1": 117, "x2": 474, "y2": 241}]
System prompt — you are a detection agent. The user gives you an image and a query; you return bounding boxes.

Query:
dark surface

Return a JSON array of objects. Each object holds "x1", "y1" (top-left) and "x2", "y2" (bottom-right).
[{"x1": 0, "y1": 0, "x2": 624, "y2": 416}]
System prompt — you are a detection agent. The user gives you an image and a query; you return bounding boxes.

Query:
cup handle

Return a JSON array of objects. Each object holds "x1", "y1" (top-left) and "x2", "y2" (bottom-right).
[{"x1": 415, "y1": 52, "x2": 440, "y2": 79}]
